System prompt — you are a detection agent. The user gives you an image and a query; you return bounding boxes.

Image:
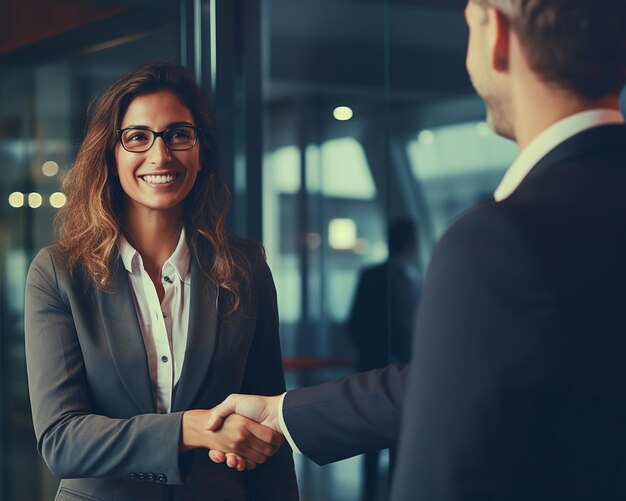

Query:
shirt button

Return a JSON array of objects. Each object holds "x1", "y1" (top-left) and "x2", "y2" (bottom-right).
[
  {"x1": 163, "y1": 276, "x2": 173, "y2": 283},
  {"x1": 161, "y1": 355, "x2": 169, "y2": 363}
]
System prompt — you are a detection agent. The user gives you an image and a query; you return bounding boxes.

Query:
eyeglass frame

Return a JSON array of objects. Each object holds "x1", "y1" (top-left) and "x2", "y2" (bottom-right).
[{"x1": 116, "y1": 124, "x2": 200, "y2": 153}]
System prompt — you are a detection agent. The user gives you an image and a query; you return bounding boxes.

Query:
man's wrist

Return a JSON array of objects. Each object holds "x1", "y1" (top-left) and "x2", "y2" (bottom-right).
[{"x1": 277, "y1": 392, "x2": 301, "y2": 454}]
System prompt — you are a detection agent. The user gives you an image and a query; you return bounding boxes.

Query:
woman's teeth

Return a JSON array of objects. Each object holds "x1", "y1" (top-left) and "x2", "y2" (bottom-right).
[{"x1": 142, "y1": 174, "x2": 176, "y2": 184}]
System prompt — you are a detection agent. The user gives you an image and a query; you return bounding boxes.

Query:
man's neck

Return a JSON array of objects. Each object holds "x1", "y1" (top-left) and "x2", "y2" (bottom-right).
[{"x1": 512, "y1": 79, "x2": 620, "y2": 149}]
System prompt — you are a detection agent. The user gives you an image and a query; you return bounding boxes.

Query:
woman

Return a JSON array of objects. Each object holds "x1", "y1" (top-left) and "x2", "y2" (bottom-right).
[{"x1": 24, "y1": 62, "x2": 299, "y2": 501}]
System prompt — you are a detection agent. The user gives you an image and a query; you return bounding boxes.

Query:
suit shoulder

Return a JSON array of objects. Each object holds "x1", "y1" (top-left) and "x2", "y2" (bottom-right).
[
  {"x1": 432, "y1": 200, "x2": 543, "y2": 286},
  {"x1": 27, "y1": 245, "x2": 77, "y2": 303},
  {"x1": 357, "y1": 263, "x2": 388, "y2": 289},
  {"x1": 29, "y1": 244, "x2": 95, "y2": 298},
  {"x1": 444, "y1": 195, "x2": 548, "y2": 245},
  {"x1": 436, "y1": 201, "x2": 536, "y2": 269},
  {"x1": 228, "y1": 234, "x2": 266, "y2": 264},
  {"x1": 439, "y1": 201, "x2": 513, "y2": 246},
  {"x1": 29, "y1": 244, "x2": 70, "y2": 276},
  {"x1": 362, "y1": 262, "x2": 387, "y2": 275},
  {"x1": 226, "y1": 235, "x2": 273, "y2": 288}
]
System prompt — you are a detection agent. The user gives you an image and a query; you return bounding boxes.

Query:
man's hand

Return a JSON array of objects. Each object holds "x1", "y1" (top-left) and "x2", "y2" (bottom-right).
[
  {"x1": 206, "y1": 393, "x2": 284, "y2": 433},
  {"x1": 205, "y1": 394, "x2": 285, "y2": 470},
  {"x1": 181, "y1": 409, "x2": 283, "y2": 471}
]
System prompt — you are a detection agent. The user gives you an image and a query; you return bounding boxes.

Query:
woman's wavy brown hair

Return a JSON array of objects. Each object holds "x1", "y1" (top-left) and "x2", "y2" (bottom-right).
[{"x1": 57, "y1": 62, "x2": 246, "y2": 315}]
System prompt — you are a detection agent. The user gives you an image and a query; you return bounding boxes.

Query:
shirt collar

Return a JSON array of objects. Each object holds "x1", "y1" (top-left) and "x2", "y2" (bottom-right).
[
  {"x1": 494, "y1": 108, "x2": 625, "y2": 202},
  {"x1": 119, "y1": 234, "x2": 140, "y2": 274},
  {"x1": 118, "y1": 228, "x2": 191, "y2": 285}
]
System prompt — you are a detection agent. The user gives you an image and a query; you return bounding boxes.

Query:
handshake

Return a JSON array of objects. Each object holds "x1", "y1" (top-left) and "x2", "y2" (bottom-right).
[{"x1": 181, "y1": 394, "x2": 285, "y2": 471}]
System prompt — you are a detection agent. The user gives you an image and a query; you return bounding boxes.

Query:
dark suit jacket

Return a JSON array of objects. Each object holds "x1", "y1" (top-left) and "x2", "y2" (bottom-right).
[
  {"x1": 25, "y1": 239, "x2": 298, "y2": 501},
  {"x1": 284, "y1": 124, "x2": 626, "y2": 500}
]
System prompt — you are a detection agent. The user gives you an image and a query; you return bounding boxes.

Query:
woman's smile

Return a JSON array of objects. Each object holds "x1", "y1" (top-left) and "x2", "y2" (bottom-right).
[
  {"x1": 141, "y1": 173, "x2": 178, "y2": 185},
  {"x1": 138, "y1": 172, "x2": 183, "y2": 190}
]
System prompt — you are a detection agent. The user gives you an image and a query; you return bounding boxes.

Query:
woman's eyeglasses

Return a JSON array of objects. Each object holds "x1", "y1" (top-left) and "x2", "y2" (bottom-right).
[{"x1": 116, "y1": 125, "x2": 199, "y2": 153}]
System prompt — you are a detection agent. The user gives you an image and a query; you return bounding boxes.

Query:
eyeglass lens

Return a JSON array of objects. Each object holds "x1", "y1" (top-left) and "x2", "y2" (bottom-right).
[{"x1": 120, "y1": 126, "x2": 197, "y2": 152}]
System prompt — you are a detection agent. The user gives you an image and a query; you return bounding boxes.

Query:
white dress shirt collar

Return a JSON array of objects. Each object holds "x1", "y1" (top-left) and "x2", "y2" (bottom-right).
[
  {"x1": 494, "y1": 109, "x2": 624, "y2": 202},
  {"x1": 119, "y1": 227, "x2": 191, "y2": 284}
]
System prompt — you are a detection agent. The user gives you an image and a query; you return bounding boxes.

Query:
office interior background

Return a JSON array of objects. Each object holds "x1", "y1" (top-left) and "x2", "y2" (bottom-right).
[{"x1": 3, "y1": 1, "x2": 622, "y2": 500}]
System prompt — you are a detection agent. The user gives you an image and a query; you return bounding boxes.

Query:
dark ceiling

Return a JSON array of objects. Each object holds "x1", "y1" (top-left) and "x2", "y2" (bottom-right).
[{"x1": 267, "y1": 0, "x2": 472, "y2": 103}]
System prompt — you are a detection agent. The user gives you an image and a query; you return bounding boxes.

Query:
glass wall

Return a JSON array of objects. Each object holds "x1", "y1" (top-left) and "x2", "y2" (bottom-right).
[{"x1": 0, "y1": 4, "x2": 179, "y2": 499}]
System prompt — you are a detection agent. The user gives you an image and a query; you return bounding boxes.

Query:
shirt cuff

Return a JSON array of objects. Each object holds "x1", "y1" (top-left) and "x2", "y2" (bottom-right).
[{"x1": 278, "y1": 392, "x2": 301, "y2": 454}]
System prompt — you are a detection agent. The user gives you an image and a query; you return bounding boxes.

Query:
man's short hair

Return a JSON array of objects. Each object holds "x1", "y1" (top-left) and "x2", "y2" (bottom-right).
[{"x1": 471, "y1": 0, "x2": 626, "y2": 100}]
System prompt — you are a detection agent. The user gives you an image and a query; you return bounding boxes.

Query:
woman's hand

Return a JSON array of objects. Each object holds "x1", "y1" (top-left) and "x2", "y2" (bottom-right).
[
  {"x1": 204, "y1": 393, "x2": 286, "y2": 471},
  {"x1": 181, "y1": 409, "x2": 283, "y2": 470}
]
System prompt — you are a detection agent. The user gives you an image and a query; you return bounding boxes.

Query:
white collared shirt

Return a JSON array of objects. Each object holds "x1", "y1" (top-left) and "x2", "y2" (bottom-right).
[
  {"x1": 494, "y1": 109, "x2": 625, "y2": 201},
  {"x1": 119, "y1": 229, "x2": 191, "y2": 414}
]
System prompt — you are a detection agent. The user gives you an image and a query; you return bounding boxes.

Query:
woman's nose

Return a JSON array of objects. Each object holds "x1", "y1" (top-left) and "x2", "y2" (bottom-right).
[{"x1": 146, "y1": 136, "x2": 172, "y2": 164}]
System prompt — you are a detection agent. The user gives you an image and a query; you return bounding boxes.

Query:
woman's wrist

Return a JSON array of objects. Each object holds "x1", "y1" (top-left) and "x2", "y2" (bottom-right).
[{"x1": 180, "y1": 409, "x2": 208, "y2": 452}]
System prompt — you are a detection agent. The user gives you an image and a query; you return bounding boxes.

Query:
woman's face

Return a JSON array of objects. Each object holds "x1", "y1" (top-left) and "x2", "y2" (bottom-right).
[{"x1": 113, "y1": 90, "x2": 201, "y2": 217}]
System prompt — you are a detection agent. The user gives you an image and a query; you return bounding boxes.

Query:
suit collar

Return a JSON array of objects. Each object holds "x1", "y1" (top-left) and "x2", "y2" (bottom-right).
[
  {"x1": 494, "y1": 110, "x2": 624, "y2": 202},
  {"x1": 96, "y1": 257, "x2": 156, "y2": 414},
  {"x1": 521, "y1": 123, "x2": 626, "y2": 186}
]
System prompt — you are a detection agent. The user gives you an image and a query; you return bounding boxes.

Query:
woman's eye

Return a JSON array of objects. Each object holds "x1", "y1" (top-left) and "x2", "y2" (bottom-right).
[
  {"x1": 127, "y1": 132, "x2": 149, "y2": 142},
  {"x1": 169, "y1": 128, "x2": 192, "y2": 141}
]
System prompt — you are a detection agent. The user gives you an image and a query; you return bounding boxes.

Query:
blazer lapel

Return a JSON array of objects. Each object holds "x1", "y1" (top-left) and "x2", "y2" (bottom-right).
[
  {"x1": 97, "y1": 258, "x2": 156, "y2": 414},
  {"x1": 172, "y1": 257, "x2": 220, "y2": 412},
  {"x1": 523, "y1": 124, "x2": 626, "y2": 185}
]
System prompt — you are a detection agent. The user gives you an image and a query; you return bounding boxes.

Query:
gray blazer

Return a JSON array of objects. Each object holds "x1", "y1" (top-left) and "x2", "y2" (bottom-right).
[{"x1": 25, "y1": 240, "x2": 298, "y2": 501}]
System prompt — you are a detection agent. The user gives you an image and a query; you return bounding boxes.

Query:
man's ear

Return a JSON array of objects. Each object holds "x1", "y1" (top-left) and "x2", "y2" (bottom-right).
[{"x1": 488, "y1": 7, "x2": 510, "y2": 72}]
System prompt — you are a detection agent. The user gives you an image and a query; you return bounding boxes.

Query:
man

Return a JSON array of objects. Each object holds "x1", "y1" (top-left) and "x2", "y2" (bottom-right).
[{"x1": 208, "y1": 1, "x2": 626, "y2": 498}]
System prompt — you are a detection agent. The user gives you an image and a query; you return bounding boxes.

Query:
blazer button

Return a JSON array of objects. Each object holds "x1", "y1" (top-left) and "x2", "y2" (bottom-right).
[
  {"x1": 147, "y1": 473, "x2": 155, "y2": 482},
  {"x1": 129, "y1": 473, "x2": 137, "y2": 479},
  {"x1": 137, "y1": 473, "x2": 145, "y2": 481},
  {"x1": 157, "y1": 474, "x2": 167, "y2": 483}
]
